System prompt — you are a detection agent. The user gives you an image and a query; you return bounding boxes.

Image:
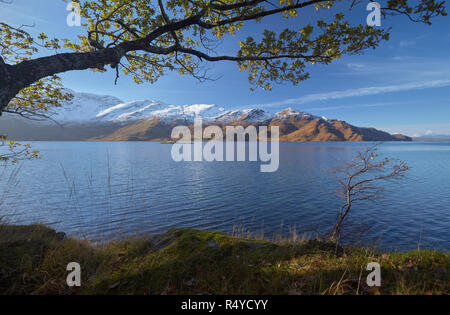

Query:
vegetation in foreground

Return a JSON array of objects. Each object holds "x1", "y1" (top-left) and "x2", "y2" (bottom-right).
[{"x1": 0, "y1": 224, "x2": 448, "y2": 295}]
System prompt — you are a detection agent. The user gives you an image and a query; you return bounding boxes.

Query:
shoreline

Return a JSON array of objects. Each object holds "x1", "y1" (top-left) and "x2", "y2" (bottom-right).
[{"x1": 1, "y1": 224, "x2": 448, "y2": 295}]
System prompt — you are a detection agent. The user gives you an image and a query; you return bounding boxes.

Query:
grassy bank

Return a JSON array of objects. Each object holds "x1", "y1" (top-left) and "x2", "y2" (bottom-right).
[{"x1": 0, "y1": 224, "x2": 448, "y2": 295}]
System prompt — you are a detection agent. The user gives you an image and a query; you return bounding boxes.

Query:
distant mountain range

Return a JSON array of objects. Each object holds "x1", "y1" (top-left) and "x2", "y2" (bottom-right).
[
  {"x1": 412, "y1": 135, "x2": 450, "y2": 141},
  {"x1": 0, "y1": 90, "x2": 412, "y2": 142}
]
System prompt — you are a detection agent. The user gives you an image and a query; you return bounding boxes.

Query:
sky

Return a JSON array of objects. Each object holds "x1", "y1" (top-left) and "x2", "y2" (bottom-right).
[{"x1": 1, "y1": 0, "x2": 450, "y2": 136}]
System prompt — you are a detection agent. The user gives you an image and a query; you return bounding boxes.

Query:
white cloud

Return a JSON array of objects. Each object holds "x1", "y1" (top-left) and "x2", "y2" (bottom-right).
[{"x1": 253, "y1": 80, "x2": 450, "y2": 108}]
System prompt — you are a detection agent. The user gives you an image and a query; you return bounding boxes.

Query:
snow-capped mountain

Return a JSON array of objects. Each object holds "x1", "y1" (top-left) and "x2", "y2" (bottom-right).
[
  {"x1": 215, "y1": 109, "x2": 274, "y2": 123},
  {"x1": 0, "y1": 89, "x2": 412, "y2": 142},
  {"x1": 275, "y1": 108, "x2": 327, "y2": 121},
  {"x1": 54, "y1": 90, "x2": 321, "y2": 125},
  {"x1": 54, "y1": 90, "x2": 241, "y2": 124},
  {"x1": 52, "y1": 90, "x2": 124, "y2": 123}
]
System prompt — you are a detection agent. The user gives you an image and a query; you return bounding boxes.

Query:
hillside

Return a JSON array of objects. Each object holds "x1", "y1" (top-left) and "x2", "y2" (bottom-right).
[{"x1": 97, "y1": 113, "x2": 411, "y2": 142}]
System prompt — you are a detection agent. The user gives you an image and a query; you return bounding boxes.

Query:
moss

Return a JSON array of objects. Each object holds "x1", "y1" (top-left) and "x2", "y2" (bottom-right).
[{"x1": 0, "y1": 225, "x2": 448, "y2": 295}]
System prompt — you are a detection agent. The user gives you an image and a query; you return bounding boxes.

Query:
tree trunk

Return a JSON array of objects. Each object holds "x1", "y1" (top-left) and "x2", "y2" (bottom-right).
[
  {"x1": 0, "y1": 60, "x2": 15, "y2": 115},
  {"x1": 332, "y1": 203, "x2": 351, "y2": 241},
  {"x1": 0, "y1": 47, "x2": 127, "y2": 115}
]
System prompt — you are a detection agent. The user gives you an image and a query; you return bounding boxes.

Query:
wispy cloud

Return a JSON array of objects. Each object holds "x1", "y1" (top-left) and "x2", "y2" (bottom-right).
[
  {"x1": 345, "y1": 63, "x2": 366, "y2": 70},
  {"x1": 253, "y1": 80, "x2": 450, "y2": 108},
  {"x1": 399, "y1": 40, "x2": 416, "y2": 48},
  {"x1": 338, "y1": 56, "x2": 450, "y2": 80},
  {"x1": 0, "y1": 2, "x2": 51, "y2": 25},
  {"x1": 305, "y1": 102, "x2": 401, "y2": 112}
]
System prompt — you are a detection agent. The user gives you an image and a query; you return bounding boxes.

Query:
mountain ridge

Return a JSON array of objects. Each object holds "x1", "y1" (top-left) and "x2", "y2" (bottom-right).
[{"x1": 0, "y1": 90, "x2": 412, "y2": 142}]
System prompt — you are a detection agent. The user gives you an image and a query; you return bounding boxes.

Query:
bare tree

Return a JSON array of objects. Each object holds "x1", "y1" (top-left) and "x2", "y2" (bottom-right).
[{"x1": 331, "y1": 146, "x2": 409, "y2": 241}]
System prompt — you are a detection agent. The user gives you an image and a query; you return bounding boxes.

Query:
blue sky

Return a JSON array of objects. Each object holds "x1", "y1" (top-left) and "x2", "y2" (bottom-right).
[{"x1": 1, "y1": 0, "x2": 450, "y2": 136}]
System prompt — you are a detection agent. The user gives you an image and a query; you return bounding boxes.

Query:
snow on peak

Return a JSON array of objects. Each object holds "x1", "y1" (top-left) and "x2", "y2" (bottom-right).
[
  {"x1": 52, "y1": 90, "x2": 322, "y2": 125},
  {"x1": 240, "y1": 109, "x2": 273, "y2": 122},
  {"x1": 52, "y1": 89, "x2": 123, "y2": 123},
  {"x1": 96, "y1": 100, "x2": 169, "y2": 122},
  {"x1": 214, "y1": 108, "x2": 273, "y2": 123},
  {"x1": 183, "y1": 104, "x2": 226, "y2": 119},
  {"x1": 57, "y1": 91, "x2": 227, "y2": 123},
  {"x1": 102, "y1": 102, "x2": 227, "y2": 122},
  {"x1": 275, "y1": 107, "x2": 320, "y2": 120}
]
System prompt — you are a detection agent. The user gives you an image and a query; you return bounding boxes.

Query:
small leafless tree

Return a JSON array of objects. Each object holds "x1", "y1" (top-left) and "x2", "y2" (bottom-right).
[{"x1": 331, "y1": 146, "x2": 409, "y2": 242}]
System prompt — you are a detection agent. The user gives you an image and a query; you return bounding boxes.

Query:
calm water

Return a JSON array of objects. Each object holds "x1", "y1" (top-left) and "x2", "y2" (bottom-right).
[{"x1": 1, "y1": 141, "x2": 449, "y2": 250}]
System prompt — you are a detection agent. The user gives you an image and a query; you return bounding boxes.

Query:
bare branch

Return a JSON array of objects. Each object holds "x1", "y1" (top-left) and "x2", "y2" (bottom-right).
[{"x1": 330, "y1": 146, "x2": 409, "y2": 242}]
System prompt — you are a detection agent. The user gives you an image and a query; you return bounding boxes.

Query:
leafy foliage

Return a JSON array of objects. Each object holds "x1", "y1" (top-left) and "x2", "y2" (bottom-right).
[
  {"x1": 0, "y1": 22, "x2": 73, "y2": 119},
  {"x1": 0, "y1": 137, "x2": 40, "y2": 165},
  {"x1": 0, "y1": 0, "x2": 447, "y2": 115},
  {"x1": 4, "y1": 76, "x2": 73, "y2": 120},
  {"x1": 61, "y1": 0, "x2": 445, "y2": 90}
]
